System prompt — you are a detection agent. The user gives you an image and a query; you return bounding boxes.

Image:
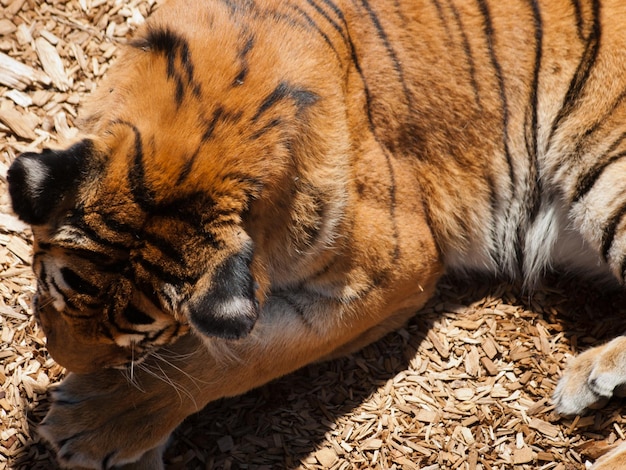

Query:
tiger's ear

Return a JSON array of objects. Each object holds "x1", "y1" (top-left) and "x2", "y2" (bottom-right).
[
  {"x1": 183, "y1": 243, "x2": 260, "y2": 340},
  {"x1": 7, "y1": 140, "x2": 93, "y2": 225}
]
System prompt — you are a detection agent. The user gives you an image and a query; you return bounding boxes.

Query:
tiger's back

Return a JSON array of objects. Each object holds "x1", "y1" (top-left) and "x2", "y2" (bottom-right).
[
  {"x1": 345, "y1": 0, "x2": 626, "y2": 283},
  {"x1": 9, "y1": 0, "x2": 626, "y2": 468}
]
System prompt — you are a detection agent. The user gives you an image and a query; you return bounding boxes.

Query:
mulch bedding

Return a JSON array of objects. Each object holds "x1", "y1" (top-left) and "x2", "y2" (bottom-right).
[{"x1": 1, "y1": 0, "x2": 626, "y2": 469}]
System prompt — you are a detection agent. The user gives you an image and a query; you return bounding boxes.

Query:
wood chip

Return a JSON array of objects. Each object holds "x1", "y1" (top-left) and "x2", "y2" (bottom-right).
[
  {"x1": 315, "y1": 447, "x2": 337, "y2": 467},
  {"x1": 0, "y1": 106, "x2": 38, "y2": 140},
  {"x1": 0, "y1": 19, "x2": 17, "y2": 36},
  {"x1": 34, "y1": 37, "x2": 70, "y2": 91},
  {"x1": 480, "y1": 356, "x2": 499, "y2": 375},
  {"x1": 415, "y1": 409, "x2": 438, "y2": 423},
  {"x1": 0, "y1": 51, "x2": 51, "y2": 90},
  {"x1": 513, "y1": 446, "x2": 534, "y2": 464},
  {"x1": 216, "y1": 435, "x2": 234, "y2": 453},
  {"x1": 481, "y1": 336, "x2": 499, "y2": 359},
  {"x1": 454, "y1": 388, "x2": 475, "y2": 401},
  {"x1": 427, "y1": 329, "x2": 449, "y2": 358},
  {"x1": 5, "y1": 236, "x2": 31, "y2": 263},
  {"x1": 529, "y1": 418, "x2": 560, "y2": 438}
]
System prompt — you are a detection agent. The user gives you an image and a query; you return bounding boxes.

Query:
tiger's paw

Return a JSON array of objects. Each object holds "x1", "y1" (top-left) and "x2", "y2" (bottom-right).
[
  {"x1": 38, "y1": 371, "x2": 175, "y2": 470},
  {"x1": 553, "y1": 336, "x2": 626, "y2": 416}
]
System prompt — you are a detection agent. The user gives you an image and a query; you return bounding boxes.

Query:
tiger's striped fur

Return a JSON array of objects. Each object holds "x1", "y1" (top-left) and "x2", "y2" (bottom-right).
[{"x1": 8, "y1": 0, "x2": 626, "y2": 468}]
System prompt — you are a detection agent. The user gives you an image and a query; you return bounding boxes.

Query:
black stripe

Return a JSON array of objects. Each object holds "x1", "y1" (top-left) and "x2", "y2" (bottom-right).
[
  {"x1": 289, "y1": 5, "x2": 342, "y2": 63},
  {"x1": 132, "y1": 254, "x2": 198, "y2": 287},
  {"x1": 156, "y1": 191, "x2": 220, "y2": 232},
  {"x1": 318, "y1": 0, "x2": 347, "y2": 25},
  {"x1": 476, "y1": 0, "x2": 515, "y2": 189},
  {"x1": 123, "y1": 304, "x2": 155, "y2": 325},
  {"x1": 574, "y1": 151, "x2": 626, "y2": 203},
  {"x1": 107, "y1": 303, "x2": 151, "y2": 337},
  {"x1": 250, "y1": 117, "x2": 283, "y2": 139},
  {"x1": 571, "y1": 0, "x2": 585, "y2": 41},
  {"x1": 253, "y1": 84, "x2": 290, "y2": 121},
  {"x1": 37, "y1": 258, "x2": 47, "y2": 284},
  {"x1": 446, "y1": 0, "x2": 481, "y2": 109},
  {"x1": 272, "y1": 292, "x2": 314, "y2": 329},
  {"x1": 75, "y1": 221, "x2": 130, "y2": 253},
  {"x1": 573, "y1": 130, "x2": 626, "y2": 201},
  {"x1": 128, "y1": 123, "x2": 154, "y2": 209},
  {"x1": 305, "y1": 0, "x2": 399, "y2": 263},
  {"x1": 101, "y1": 452, "x2": 115, "y2": 470},
  {"x1": 526, "y1": 0, "x2": 543, "y2": 169},
  {"x1": 67, "y1": 248, "x2": 117, "y2": 266},
  {"x1": 176, "y1": 106, "x2": 232, "y2": 185},
  {"x1": 140, "y1": 323, "x2": 175, "y2": 345},
  {"x1": 305, "y1": 0, "x2": 349, "y2": 47},
  {"x1": 602, "y1": 201, "x2": 626, "y2": 261},
  {"x1": 100, "y1": 325, "x2": 115, "y2": 341},
  {"x1": 383, "y1": 148, "x2": 400, "y2": 261},
  {"x1": 67, "y1": 206, "x2": 132, "y2": 252},
  {"x1": 525, "y1": 0, "x2": 543, "y2": 223},
  {"x1": 431, "y1": 0, "x2": 453, "y2": 42},
  {"x1": 133, "y1": 27, "x2": 202, "y2": 105},
  {"x1": 48, "y1": 275, "x2": 96, "y2": 318},
  {"x1": 60, "y1": 267, "x2": 100, "y2": 297},
  {"x1": 577, "y1": 88, "x2": 626, "y2": 146},
  {"x1": 233, "y1": 35, "x2": 255, "y2": 86},
  {"x1": 176, "y1": 147, "x2": 202, "y2": 185},
  {"x1": 252, "y1": 82, "x2": 318, "y2": 122},
  {"x1": 547, "y1": 0, "x2": 600, "y2": 149},
  {"x1": 141, "y1": 231, "x2": 187, "y2": 263},
  {"x1": 99, "y1": 213, "x2": 141, "y2": 236},
  {"x1": 310, "y1": 0, "x2": 374, "y2": 137},
  {"x1": 358, "y1": 0, "x2": 412, "y2": 108},
  {"x1": 177, "y1": 38, "x2": 202, "y2": 98},
  {"x1": 202, "y1": 107, "x2": 225, "y2": 142},
  {"x1": 111, "y1": 120, "x2": 155, "y2": 211}
]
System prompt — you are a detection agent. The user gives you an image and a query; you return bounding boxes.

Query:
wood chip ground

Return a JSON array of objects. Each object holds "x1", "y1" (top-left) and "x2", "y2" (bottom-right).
[{"x1": 2, "y1": 1, "x2": 626, "y2": 469}]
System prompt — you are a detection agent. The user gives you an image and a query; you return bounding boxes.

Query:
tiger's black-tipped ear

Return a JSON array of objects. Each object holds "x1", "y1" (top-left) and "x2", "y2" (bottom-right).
[
  {"x1": 7, "y1": 140, "x2": 93, "y2": 225},
  {"x1": 185, "y1": 244, "x2": 260, "y2": 340}
]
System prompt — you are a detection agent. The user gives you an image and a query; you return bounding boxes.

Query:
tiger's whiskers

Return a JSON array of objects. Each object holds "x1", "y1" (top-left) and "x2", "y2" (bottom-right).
[
  {"x1": 150, "y1": 351, "x2": 217, "y2": 388},
  {"x1": 130, "y1": 342, "x2": 135, "y2": 383},
  {"x1": 137, "y1": 361, "x2": 197, "y2": 408}
]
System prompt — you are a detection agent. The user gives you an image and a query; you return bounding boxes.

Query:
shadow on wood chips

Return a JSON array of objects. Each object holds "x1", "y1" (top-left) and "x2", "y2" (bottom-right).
[{"x1": 10, "y1": 274, "x2": 626, "y2": 470}]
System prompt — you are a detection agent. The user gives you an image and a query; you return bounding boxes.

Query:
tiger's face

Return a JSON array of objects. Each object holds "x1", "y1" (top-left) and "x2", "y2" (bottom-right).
[
  {"x1": 8, "y1": 137, "x2": 261, "y2": 374},
  {"x1": 30, "y1": 236, "x2": 186, "y2": 373}
]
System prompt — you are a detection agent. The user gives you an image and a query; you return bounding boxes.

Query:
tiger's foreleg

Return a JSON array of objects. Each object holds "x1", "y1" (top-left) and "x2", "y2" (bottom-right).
[{"x1": 39, "y1": 287, "x2": 438, "y2": 469}]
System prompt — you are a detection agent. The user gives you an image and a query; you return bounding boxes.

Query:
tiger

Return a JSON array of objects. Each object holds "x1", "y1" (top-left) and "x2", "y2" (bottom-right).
[{"x1": 8, "y1": 0, "x2": 626, "y2": 468}]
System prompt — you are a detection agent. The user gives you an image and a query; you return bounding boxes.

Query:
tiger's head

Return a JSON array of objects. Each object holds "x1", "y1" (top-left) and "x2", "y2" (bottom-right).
[
  {"x1": 8, "y1": 137, "x2": 261, "y2": 373},
  {"x1": 7, "y1": 0, "x2": 348, "y2": 374}
]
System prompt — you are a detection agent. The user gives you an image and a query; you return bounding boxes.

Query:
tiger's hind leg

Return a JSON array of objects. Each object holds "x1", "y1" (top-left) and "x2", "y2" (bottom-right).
[{"x1": 553, "y1": 336, "x2": 626, "y2": 416}]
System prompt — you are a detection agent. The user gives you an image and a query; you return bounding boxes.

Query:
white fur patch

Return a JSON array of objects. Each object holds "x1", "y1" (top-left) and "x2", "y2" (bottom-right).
[
  {"x1": 216, "y1": 296, "x2": 255, "y2": 319},
  {"x1": 47, "y1": 267, "x2": 67, "y2": 311},
  {"x1": 21, "y1": 158, "x2": 49, "y2": 198}
]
